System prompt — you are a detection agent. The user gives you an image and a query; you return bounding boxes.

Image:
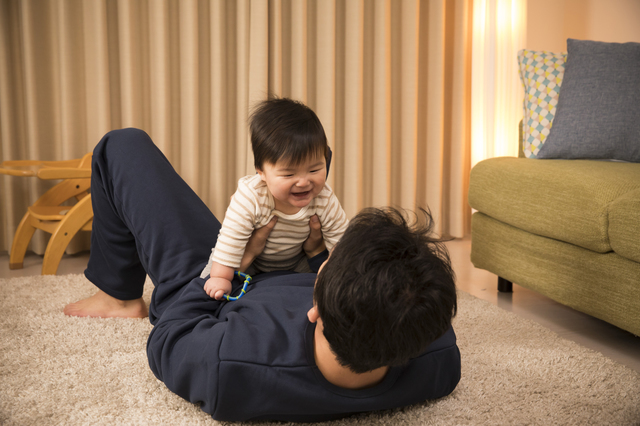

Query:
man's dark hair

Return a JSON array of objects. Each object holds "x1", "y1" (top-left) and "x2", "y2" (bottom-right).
[
  {"x1": 314, "y1": 207, "x2": 457, "y2": 374},
  {"x1": 249, "y1": 97, "x2": 328, "y2": 170}
]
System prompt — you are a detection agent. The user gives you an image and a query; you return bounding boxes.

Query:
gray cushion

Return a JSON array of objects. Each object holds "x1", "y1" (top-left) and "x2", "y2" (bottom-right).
[{"x1": 537, "y1": 39, "x2": 640, "y2": 162}]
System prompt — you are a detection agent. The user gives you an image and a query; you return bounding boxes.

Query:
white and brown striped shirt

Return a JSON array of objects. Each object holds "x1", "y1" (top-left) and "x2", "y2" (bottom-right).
[{"x1": 201, "y1": 174, "x2": 348, "y2": 276}]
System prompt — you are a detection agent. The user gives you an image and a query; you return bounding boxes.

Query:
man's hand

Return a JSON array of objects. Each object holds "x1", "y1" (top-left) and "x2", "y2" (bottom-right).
[
  {"x1": 239, "y1": 216, "x2": 278, "y2": 272},
  {"x1": 303, "y1": 214, "x2": 326, "y2": 258}
]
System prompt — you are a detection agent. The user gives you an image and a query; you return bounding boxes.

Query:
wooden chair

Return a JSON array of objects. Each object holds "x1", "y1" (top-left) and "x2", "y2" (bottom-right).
[{"x1": 0, "y1": 153, "x2": 93, "y2": 274}]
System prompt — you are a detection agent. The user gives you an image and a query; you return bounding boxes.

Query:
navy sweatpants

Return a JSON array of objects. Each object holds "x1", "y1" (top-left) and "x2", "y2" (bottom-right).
[{"x1": 85, "y1": 128, "x2": 221, "y2": 322}]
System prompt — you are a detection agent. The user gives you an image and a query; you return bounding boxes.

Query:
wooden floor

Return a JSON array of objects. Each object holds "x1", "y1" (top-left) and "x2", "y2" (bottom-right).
[{"x1": 2, "y1": 237, "x2": 639, "y2": 372}]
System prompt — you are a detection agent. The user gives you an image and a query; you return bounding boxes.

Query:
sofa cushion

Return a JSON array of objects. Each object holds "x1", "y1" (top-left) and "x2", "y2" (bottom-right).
[
  {"x1": 537, "y1": 39, "x2": 640, "y2": 162},
  {"x1": 468, "y1": 157, "x2": 640, "y2": 253},
  {"x1": 471, "y1": 212, "x2": 640, "y2": 336},
  {"x1": 609, "y1": 189, "x2": 640, "y2": 263}
]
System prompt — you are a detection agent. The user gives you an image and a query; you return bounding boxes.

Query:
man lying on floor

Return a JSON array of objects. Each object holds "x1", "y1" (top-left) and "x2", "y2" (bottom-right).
[{"x1": 64, "y1": 128, "x2": 461, "y2": 422}]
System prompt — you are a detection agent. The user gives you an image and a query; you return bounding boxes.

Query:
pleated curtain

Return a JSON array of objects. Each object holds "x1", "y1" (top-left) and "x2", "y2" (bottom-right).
[
  {"x1": 471, "y1": 0, "x2": 525, "y2": 165},
  {"x1": 0, "y1": 0, "x2": 473, "y2": 256}
]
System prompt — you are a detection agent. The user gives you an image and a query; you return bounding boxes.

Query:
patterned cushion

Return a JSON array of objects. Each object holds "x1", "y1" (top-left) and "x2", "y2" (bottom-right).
[{"x1": 517, "y1": 50, "x2": 566, "y2": 158}]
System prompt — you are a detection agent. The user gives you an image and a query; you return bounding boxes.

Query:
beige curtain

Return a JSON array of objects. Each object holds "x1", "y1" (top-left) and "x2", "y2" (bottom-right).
[
  {"x1": 0, "y1": 0, "x2": 472, "y2": 257},
  {"x1": 471, "y1": 0, "x2": 525, "y2": 166}
]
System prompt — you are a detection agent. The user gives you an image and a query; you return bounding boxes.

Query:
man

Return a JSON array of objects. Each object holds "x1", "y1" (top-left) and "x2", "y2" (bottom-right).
[{"x1": 65, "y1": 128, "x2": 461, "y2": 422}]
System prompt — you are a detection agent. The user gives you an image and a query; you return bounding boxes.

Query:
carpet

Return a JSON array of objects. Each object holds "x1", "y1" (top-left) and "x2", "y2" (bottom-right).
[{"x1": 1, "y1": 274, "x2": 639, "y2": 425}]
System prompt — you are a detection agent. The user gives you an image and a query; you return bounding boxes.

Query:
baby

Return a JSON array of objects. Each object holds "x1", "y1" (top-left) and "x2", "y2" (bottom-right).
[{"x1": 203, "y1": 97, "x2": 348, "y2": 299}]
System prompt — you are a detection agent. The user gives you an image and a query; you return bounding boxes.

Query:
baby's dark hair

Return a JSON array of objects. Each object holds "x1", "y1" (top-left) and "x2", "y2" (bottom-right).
[
  {"x1": 314, "y1": 207, "x2": 457, "y2": 374},
  {"x1": 249, "y1": 97, "x2": 328, "y2": 170}
]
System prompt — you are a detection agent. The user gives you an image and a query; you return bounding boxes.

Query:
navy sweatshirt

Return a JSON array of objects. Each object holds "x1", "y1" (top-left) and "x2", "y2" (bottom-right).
[{"x1": 147, "y1": 271, "x2": 461, "y2": 422}]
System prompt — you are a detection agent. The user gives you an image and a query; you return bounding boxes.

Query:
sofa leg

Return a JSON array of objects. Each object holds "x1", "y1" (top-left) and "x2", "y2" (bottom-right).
[{"x1": 497, "y1": 277, "x2": 513, "y2": 293}]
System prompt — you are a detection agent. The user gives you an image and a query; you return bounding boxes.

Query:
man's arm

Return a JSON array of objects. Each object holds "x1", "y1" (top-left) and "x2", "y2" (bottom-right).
[
  {"x1": 147, "y1": 279, "x2": 227, "y2": 415},
  {"x1": 302, "y1": 214, "x2": 325, "y2": 258},
  {"x1": 149, "y1": 215, "x2": 280, "y2": 413},
  {"x1": 303, "y1": 214, "x2": 329, "y2": 272},
  {"x1": 239, "y1": 216, "x2": 278, "y2": 272}
]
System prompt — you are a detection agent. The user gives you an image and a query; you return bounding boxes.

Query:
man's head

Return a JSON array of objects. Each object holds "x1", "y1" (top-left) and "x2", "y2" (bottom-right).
[{"x1": 312, "y1": 207, "x2": 457, "y2": 374}]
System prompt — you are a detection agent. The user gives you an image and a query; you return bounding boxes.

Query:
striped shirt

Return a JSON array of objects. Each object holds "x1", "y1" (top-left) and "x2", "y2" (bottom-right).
[{"x1": 201, "y1": 174, "x2": 348, "y2": 276}]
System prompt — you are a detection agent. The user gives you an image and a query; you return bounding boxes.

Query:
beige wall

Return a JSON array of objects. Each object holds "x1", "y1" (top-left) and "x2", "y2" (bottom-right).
[{"x1": 527, "y1": 0, "x2": 640, "y2": 52}]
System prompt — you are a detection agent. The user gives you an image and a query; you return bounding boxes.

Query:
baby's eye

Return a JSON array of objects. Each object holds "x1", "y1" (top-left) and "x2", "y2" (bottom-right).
[{"x1": 310, "y1": 169, "x2": 322, "y2": 173}]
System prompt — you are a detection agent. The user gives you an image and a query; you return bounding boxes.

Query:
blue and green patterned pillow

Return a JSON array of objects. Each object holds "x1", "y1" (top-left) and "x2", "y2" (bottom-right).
[{"x1": 517, "y1": 49, "x2": 566, "y2": 158}]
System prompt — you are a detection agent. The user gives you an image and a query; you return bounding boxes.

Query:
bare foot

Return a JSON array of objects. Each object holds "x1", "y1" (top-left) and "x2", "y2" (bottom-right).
[{"x1": 64, "y1": 290, "x2": 148, "y2": 318}]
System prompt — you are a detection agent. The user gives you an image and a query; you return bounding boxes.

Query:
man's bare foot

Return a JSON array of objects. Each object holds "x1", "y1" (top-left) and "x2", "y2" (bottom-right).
[{"x1": 64, "y1": 290, "x2": 148, "y2": 318}]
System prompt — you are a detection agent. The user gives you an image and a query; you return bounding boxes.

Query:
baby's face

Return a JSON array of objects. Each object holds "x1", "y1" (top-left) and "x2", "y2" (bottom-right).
[{"x1": 257, "y1": 153, "x2": 327, "y2": 214}]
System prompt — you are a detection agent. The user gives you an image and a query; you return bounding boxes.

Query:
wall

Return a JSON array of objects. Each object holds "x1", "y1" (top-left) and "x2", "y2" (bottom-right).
[{"x1": 527, "y1": 0, "x2": 640, "y2": 51}]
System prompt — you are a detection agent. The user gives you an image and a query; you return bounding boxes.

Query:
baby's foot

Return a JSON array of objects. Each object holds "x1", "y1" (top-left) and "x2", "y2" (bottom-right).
[{"x1": 64, "y1": 290, "x2": 148, "y2": 318}]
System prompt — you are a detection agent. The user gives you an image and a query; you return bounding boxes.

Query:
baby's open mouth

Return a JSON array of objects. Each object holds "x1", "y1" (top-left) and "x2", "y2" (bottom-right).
[{"x1": 292, "y1": 191, "x2": 310, "y2": 199}]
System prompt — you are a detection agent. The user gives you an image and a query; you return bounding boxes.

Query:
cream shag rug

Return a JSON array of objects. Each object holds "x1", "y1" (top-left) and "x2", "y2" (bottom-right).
[{"x1": 1, "y1": 274, "x2": 639, "y2": 426}]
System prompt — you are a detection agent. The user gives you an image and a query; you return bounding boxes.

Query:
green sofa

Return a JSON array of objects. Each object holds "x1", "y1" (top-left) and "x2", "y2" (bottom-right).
[
  {"x1": 469, "y1": 39, "x2": 640, "y2": 337},
  {"x1": 468, "y1": 146, "x2": 640, "y2": 337}
]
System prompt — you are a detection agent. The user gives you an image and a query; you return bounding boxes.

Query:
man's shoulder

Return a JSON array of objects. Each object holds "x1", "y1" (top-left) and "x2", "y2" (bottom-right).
[
  {"x1": 419, "y1": 326, "x2": 458, "y2": 355},
  {"x1": 256, "y1": 270, "x2": 315, "y2": 284}
]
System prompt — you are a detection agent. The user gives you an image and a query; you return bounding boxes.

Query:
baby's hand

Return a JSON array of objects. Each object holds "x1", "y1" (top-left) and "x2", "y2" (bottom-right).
[{"x1": 204, "y1": 276, "x2": 233, "y2": 300}]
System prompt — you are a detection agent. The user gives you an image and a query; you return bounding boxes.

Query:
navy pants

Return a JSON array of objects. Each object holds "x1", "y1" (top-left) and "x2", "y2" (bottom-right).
[{"x1": 85, "y1": 128, "x2": 221, "y2": 322}]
